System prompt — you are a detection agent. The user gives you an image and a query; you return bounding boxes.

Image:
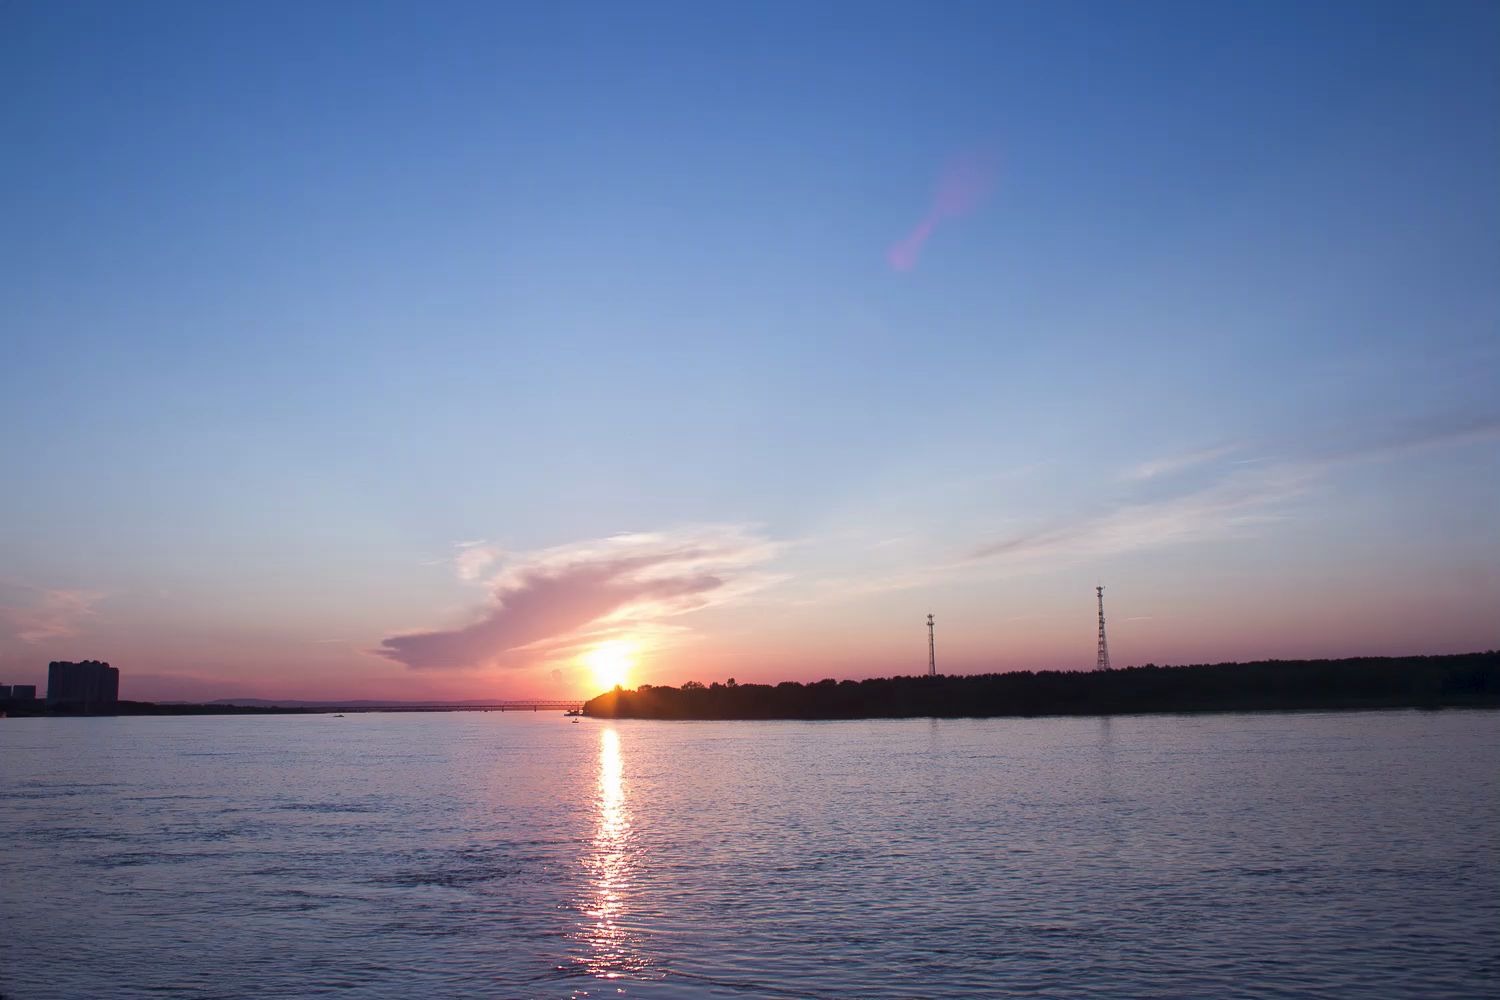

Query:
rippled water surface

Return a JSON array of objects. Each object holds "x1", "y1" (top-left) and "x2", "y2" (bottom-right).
[{"x1": 2, "y1": 710, "x2": 1497, "y2": 999}]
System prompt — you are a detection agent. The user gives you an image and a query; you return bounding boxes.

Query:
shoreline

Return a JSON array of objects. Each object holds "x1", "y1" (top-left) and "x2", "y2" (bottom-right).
[
  {"x1": 583, "y1": 652, "x2": 1500, "y2": 721},
  {"x1": 0, "y1": 701, "x2": 585, "y2": 718}
]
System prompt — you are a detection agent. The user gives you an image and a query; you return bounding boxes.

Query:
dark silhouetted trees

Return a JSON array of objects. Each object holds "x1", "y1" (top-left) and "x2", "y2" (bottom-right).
[{"x1": 583, "y1": 652, "x2": 1500, "y2": 720}]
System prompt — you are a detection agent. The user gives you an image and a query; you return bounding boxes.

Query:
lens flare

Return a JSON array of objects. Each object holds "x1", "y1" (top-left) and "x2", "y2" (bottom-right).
[{"x1": 887, "y1": 150, "x2": 999, "y2": 271}]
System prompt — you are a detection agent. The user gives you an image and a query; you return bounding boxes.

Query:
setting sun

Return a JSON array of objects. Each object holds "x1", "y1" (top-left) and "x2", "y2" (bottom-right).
[{"x1": 582, "y1": 640, "x2": 637, "y2": 692}]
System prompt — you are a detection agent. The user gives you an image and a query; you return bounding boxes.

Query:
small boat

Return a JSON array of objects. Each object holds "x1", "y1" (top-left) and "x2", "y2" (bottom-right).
[{"x1": 571, "y1": 718, "x2": 580, "y2": 724}]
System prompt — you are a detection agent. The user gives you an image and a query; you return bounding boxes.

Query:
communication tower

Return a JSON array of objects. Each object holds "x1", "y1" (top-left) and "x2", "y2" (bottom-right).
[
  {"x1": 926, "y1": 613, "x2": 936, "y2": 677},
  {"x1": 1095, "y1": 586, "x2": 1111, "y2": 671}
]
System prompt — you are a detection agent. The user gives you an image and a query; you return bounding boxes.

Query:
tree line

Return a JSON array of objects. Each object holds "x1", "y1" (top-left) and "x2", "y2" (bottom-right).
[{"x1": 583, "y1": 652, "x2": 1500, "y2": 720}]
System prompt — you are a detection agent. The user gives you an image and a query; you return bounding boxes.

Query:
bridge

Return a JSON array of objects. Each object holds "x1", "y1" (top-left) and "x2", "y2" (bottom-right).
[
  {"x1": 296, "y1": 700, "x2": 588, "y2": 714},
  {"x1": 366, "y1": 700, "x2": 587, "y2": 713}
]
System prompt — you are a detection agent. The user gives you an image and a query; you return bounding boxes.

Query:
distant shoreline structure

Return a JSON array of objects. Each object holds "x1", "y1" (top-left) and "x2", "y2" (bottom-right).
[
  {"x1": 0, "y1": 698, "x2": 586, "y2": 718},
  {"x1": 4, "y1": 654, "x2": 1496, "y2": 720},
  {"x1": 583, "y1": 653, "x2": 1500, "y2": 721}
]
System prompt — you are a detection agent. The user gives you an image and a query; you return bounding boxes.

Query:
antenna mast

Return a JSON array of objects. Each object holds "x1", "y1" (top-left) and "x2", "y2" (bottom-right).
[
  {"x1": 926, "y1": 613, "x2": 936, "y2": 677},
  {"x1": 1095, "y1": 586, "x2": 1111, "y2": 671}
]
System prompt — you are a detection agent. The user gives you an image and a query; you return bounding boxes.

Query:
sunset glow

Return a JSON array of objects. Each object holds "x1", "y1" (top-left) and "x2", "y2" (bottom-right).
[
  {"x1": 2, "y1": 7, "x2": 1496, "y2": 1000},
  {"x1": 0, "y1": 4, "x2": 1495, "y2": 706},
  {"x1": 583, "y1": 641, "x2": 637, "y2": 693}
]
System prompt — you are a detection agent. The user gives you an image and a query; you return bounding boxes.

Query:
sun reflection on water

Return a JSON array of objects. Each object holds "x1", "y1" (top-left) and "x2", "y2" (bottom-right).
[{"x1": 576, "y1": 727, "x2": 656, "y2": 983}]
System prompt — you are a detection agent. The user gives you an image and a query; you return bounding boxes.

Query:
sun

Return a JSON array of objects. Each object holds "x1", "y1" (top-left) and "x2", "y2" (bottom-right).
[{"x1": 582, "y1": 639, "x2": 637, "y2": 692}]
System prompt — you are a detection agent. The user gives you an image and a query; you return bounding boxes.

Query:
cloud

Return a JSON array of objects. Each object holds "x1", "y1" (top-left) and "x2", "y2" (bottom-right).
[
  {"x1": 1313, "y1": 413, "x2": 1500, "y2": 467},
  {"x1": 0, "y1": 585, "x2": 104, "y2": 644},
  {"x1": 378, "y1": 526, "x2": 780, "y2": 670},
  {"x1": 974, "y1": 412, "x2": 1500, "y2": 571},
  {"x1": 1121, "y1": 445, "x2": 1238, "y2": 482},
  {"x1": 452, "y1": 540, "x2": 503, "y2": 582},
  {"x1": 971, "y1": 467, "x2": 1306, "y2": 566},
  {"x1": 888, "y1": 152, "x2": 998, "y2": 271},
  {"x1": 1119, "y1": 414, "x2": 1498, "y2": 488},
  {"x1": 789, "y1": 409, "x2": 1497, "y2": 610}
]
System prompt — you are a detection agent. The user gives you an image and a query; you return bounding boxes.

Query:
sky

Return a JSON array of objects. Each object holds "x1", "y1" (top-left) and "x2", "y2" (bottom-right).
[{"x1": 2, "y1": 1, "x2": 1497, "y2": 701}]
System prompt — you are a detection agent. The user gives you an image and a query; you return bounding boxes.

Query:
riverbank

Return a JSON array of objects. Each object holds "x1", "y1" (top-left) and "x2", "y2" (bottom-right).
[
  {"x1": 0, "y1": 700, "x2": 583, "y2": 718},
  {"x1": 583, "y1": 652, "x2": 1500, "y2": 720}
]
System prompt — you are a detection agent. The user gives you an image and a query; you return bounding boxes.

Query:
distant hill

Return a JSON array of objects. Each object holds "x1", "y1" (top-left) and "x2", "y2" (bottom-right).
[{"x1": 584, "y1": 652, "x2": 1500, "y2": 721}]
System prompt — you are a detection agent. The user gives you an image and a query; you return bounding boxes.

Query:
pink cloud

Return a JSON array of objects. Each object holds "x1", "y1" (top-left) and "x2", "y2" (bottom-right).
[
  {"x1": 887, "y1": 152, "x2": 999, "y2": 271},
  {"x1": 452, "y1": 540, "x2": 503, "y2": 581},
  {"x1": 377, "y1": 527, "x2": 779, "y2": 670},
  {"x1": 0, "y1": 584, "x2": 103, "y2": 644}
]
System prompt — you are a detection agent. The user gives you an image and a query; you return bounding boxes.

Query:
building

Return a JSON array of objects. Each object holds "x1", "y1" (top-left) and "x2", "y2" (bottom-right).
[
  {"x1": 46, "y1": 661, "x2": 119, "y2": 711},
  {"x1": 8, "y1": 684, "x2": 37, "y2": 701},
  {"x1": 0, "y1": 684, "x2": 11, "y2": 700}
]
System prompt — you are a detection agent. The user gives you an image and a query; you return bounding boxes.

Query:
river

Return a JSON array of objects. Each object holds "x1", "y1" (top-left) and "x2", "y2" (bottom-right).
[{"x1": 2, "y1": 709, "x2": 1496, "y2": 998}]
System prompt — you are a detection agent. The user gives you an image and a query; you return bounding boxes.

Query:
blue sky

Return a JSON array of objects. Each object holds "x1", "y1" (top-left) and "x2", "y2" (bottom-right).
[{"x1": 2, "y1": 1, "x2": 1497, "y2": 699}]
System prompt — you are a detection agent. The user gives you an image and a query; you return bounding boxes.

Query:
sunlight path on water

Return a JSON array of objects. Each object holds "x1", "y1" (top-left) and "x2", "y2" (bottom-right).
[
  {"x1": 1, "y1": 711, "x2": 1497, "y2": 999},
  {"x1": 575, "y1": 727, "x2": 657, "y2": 985}
]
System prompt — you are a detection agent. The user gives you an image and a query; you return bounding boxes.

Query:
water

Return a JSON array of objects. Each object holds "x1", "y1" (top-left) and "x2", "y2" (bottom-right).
[{"x1": 2, "y1": 710, "x2": 1496, "y2": 999}]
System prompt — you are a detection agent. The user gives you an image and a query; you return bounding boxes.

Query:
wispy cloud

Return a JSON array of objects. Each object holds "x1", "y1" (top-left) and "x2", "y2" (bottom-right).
[
  {"x1": 1121, "y1": 445, "x2": 1238, "y2": 482},
  {"x1": 377, "y1": 526, "x2": 781, "y2": 670},
  {"x1": 787, "y1": 564, "x2": 953, "y2": 606},
  {"x1": 888, "y1": 152, "x2": 998, "y2": 271},
  {"x1": 972, "y1": 467, "x2": 1306, "y2": 566},
  {"x1": 972, "y1": 412, "x2": 1500, "y2": 570},
  {"x1": 452, "y1": 540, "x2": 503, "y2": 582},
  {"x1": 1313, "y1": 413, "x2": 1500, "y2": 467},
  {"x1": 0, "y1": 584, "x2": 104, "y2": 644},
  {"x1": 785, "y1": 410, "x2": 1498, "y2": 611}
]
